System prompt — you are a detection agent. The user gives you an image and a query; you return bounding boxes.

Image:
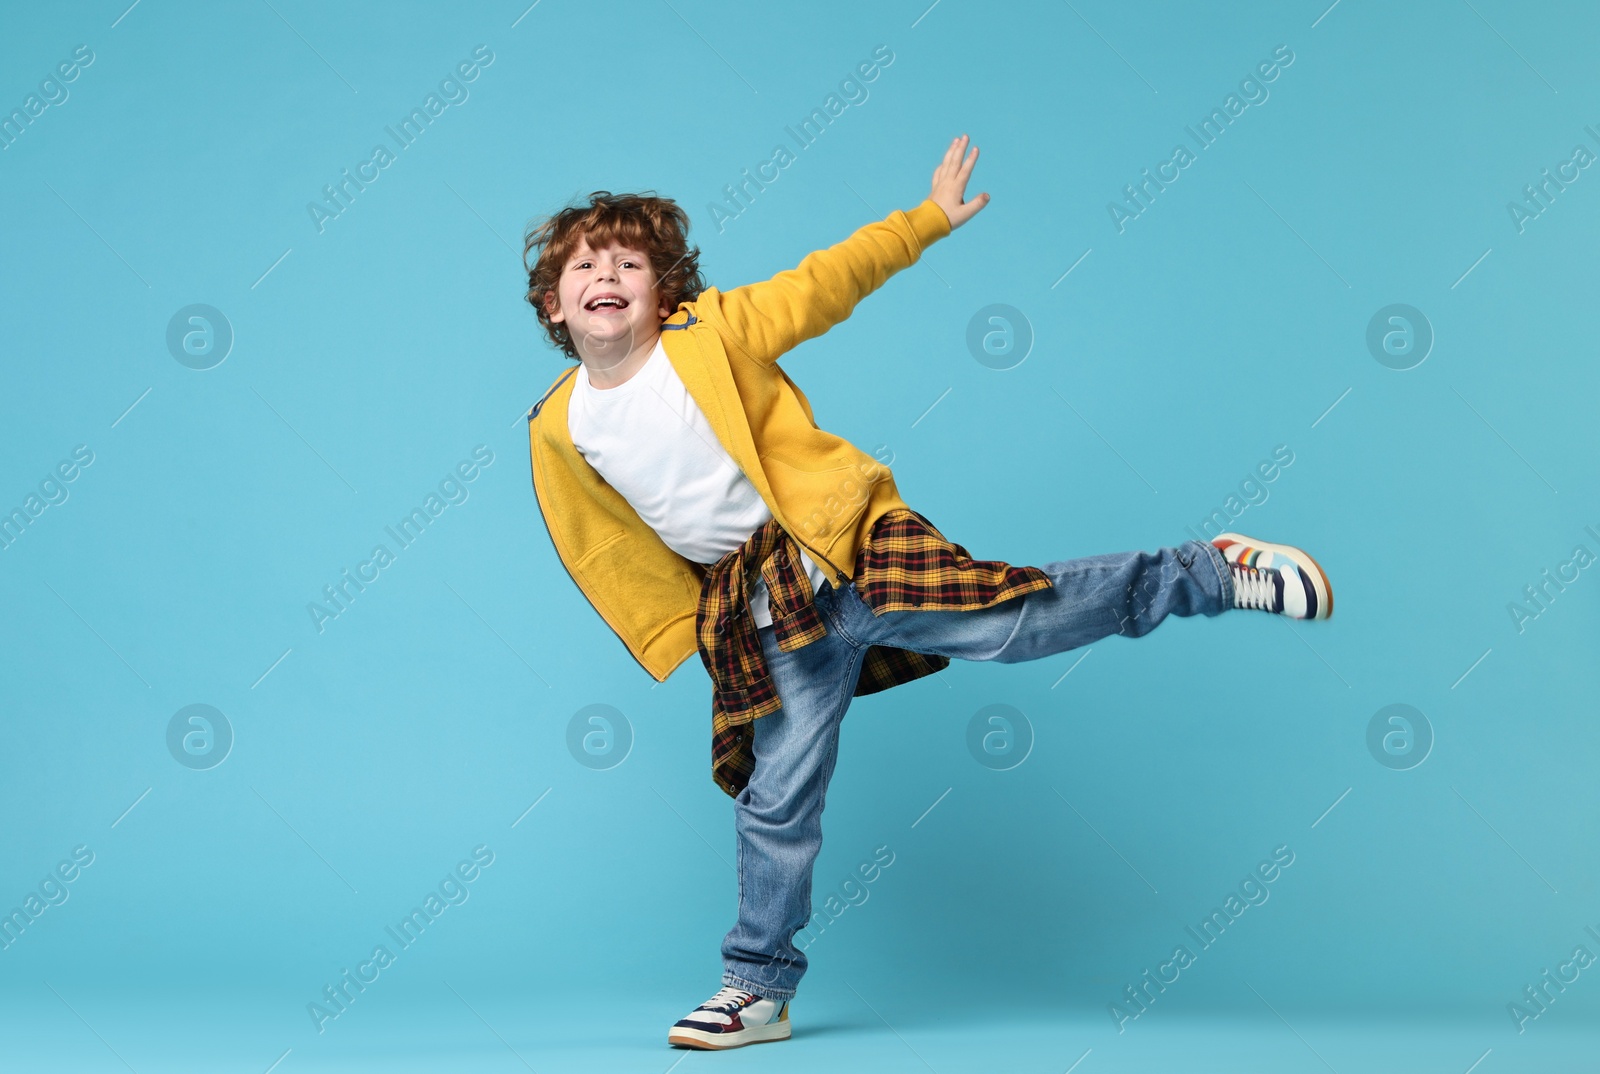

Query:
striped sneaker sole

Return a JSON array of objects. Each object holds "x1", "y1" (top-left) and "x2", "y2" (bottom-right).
[{"x1": 669, "y1": 1012, "x2": 791, "y2": 1049}]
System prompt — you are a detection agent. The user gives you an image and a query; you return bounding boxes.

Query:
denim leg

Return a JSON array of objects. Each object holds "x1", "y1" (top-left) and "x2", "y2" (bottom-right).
[
  {"x1": 720, "y1": 606, "x2": 863, "y2": 1002},
  {"x1": 837, "y1": 539, "x2": 1234, "y2": 663}
]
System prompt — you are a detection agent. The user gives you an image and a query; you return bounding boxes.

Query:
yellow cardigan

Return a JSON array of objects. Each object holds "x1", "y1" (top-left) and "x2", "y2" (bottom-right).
[{"x1": 526, "y1": 198, "x2": 954, "y2": 681}]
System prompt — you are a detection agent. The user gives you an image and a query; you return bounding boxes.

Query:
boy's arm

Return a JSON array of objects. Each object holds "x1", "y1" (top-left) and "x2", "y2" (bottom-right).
[
  {"x1": 698, "y1": 133, "x2": 989, "y2": 368},
  {"x1": 700, "y1": 198, "x2": 953, "y2": 369}
]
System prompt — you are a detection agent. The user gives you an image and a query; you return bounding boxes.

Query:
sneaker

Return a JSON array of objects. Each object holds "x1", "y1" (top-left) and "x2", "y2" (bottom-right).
[
  {"x1": 1211, "y1": 533, "x2": 1333, "y2": 620},
  {"x1": 668, "y1": 985, "x2": 791, "y2": 1049}
]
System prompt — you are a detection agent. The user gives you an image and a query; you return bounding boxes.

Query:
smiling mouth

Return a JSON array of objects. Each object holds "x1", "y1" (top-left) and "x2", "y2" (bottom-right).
[{"x1": 584, "y1": 298, "x2": 629, "y2": 312}]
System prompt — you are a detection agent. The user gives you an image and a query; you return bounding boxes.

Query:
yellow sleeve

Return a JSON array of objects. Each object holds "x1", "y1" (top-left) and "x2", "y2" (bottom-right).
[{"x1": 698, "y1": 198, "x2": 953, "y2": 367}]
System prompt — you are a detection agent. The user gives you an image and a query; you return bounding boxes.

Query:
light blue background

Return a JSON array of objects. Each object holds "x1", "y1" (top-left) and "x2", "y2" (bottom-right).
[{"x1": 2, "y1": 1, "x2": 1597, "y2": 1071}]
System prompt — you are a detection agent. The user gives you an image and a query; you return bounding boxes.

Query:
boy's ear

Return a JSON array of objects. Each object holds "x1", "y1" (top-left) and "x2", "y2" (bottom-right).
[{"x1": 544, "y1": 290, "x2": 564, "y2": 324}]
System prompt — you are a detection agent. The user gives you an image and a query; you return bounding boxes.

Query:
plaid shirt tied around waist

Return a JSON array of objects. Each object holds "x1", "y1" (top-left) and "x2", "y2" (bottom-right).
[{"x1": 697, "y1": 507, "x2": 1053, "y2": 799}]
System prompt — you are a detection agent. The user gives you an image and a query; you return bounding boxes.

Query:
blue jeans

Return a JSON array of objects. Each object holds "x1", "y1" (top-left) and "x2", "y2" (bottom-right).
[{"x1": 719, "y1": 539, "x2": 1235, "y2": 1001}]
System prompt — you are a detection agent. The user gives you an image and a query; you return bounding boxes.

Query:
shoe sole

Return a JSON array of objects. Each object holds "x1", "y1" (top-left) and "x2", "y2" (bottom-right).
[
  {"x1": 1213, "y1": 533, "x2": 1334, "y2": 620},
  {"x1": 668, "y1": 1021, "x2": 791, "y2": 1049}
]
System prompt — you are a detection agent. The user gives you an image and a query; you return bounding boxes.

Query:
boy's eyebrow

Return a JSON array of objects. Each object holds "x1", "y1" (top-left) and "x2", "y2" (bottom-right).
[{"x1": 568, "y1": 244, "x2": 647, "y2": 264}]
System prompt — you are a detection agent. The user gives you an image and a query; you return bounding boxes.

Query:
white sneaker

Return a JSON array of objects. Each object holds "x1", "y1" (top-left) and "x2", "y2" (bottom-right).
[
  {"x1": 1212, "y1": 532, "x2": 1333, "y2": 620},
  {"x1": 668, "y1": 985, "x2": 791, "y2": 1049}
]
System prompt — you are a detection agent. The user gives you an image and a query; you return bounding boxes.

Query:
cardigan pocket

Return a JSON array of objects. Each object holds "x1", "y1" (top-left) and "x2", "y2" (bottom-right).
[
  {"x1": 572, "y1": 529, "x2": 626, "y2": 569},
  {"x1": 759, "y1": 452, "x2": 874, "y2": 544},
  {"x1": 572, "y1": 530, "x2": 700, "y2": 652}
]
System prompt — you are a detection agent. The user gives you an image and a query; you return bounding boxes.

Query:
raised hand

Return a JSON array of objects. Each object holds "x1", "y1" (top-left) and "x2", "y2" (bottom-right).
[{"x1": 929, "y1": 134, "x2": 988, "y2": 230}]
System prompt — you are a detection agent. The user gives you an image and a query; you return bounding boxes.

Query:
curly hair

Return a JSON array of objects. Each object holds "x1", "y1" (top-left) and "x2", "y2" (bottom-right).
[{"x1": 522, "y1": 190, "x2": 707, "y2": 361}]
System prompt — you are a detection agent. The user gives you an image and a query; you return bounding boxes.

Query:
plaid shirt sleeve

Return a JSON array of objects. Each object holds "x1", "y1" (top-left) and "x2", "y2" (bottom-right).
[{"x1": 698, "y1": 507, "x2": 1053, "y2": 799}]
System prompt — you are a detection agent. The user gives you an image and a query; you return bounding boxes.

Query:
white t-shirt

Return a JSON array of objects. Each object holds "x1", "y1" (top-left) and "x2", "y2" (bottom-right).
[{"x1": 566, "y1": 338, "x2": 829, "y2": 628}]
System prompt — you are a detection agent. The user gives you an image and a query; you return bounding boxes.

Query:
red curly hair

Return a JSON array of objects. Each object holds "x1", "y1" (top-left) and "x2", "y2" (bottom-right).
[{"x1": 522, "y1": 191, "x2": 706, "y2": 361}]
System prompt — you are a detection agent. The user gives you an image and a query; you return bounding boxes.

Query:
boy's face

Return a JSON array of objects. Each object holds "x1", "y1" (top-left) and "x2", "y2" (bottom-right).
[{"x1": 545, "y1": 236, "x2": 669, "y2": 359}]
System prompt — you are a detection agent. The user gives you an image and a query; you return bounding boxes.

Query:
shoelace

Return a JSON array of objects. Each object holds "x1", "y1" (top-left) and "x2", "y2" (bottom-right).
[
  {"x1": 701, "y1": 986, "x2": 756, "y2": 1013},
  {"x1": 1230, "y1": 562, "x2": 1280, "y2": 612}
]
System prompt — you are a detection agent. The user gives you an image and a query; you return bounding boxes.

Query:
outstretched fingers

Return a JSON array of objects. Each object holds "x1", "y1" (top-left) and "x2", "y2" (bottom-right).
[
  {"x1": 942, "y1": 134, "x2": 967, "y2": 171},
  {"x1": 957, "y1": 142, "x2": 978, "y2": 183}
]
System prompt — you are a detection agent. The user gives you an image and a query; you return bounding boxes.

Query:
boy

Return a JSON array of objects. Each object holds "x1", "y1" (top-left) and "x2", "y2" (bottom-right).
[{"x1": 522, "y1": 135, "x2": 1332, "y2": 1050}]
